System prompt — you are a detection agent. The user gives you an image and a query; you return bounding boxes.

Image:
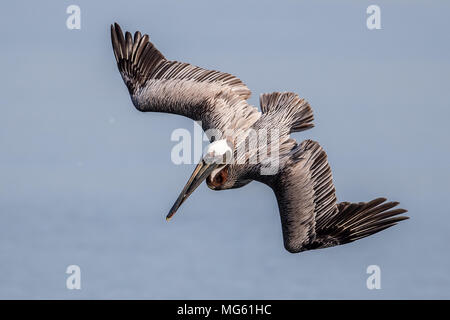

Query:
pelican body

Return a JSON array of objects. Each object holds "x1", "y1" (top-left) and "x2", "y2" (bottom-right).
[{"x1": 111, "y1": 23, "x2": 408, "y2": 253}]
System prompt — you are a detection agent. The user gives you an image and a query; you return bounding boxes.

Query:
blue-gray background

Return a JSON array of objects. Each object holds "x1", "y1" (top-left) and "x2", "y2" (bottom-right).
[{"x1": 1, "y1": 0, "x2": 449, "y2": 299}]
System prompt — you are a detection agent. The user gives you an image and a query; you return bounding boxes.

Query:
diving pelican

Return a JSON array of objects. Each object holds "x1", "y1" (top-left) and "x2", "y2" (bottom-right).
[{"x1": 111, "y1": 23, "x2": 408, "y2": 253}]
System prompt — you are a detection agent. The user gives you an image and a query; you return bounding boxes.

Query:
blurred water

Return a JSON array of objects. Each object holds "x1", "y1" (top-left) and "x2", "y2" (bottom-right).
[{"x1": 0, "y1": 0, "x2": 449, "y2": 299}]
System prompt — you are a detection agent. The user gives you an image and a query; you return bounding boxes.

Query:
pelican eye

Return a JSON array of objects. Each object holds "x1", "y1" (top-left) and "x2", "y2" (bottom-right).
[
  {"x1": 214, "y1": 173, "x2": 224, "y2": 184},
  {"x1": 210, "y1": 167, "x2": 228, "y2": 188}
]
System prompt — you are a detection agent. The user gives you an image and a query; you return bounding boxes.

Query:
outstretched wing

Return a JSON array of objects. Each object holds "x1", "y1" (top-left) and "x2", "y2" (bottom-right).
[
  {"x1": 261, "y1": 139, "x2": 408, "y2": 253},
  {"x1": 111, "y1": 23, "x2": 260, "y2": 134}
]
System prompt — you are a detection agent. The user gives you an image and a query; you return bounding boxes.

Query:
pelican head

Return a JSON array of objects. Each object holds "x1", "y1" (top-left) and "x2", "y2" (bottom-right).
[{"x1": 166, "y1": 139, "x2": 233, "y2": 221}]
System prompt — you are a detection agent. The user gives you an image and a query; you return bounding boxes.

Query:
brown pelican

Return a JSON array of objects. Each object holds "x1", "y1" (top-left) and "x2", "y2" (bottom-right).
[{"x1": 111, "y1": 23, "x2": 408, "y2": 253}]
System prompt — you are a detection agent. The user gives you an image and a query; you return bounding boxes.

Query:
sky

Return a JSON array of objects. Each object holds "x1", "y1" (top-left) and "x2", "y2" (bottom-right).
[{"x1": 0, "y1": 0, "x2": 449, "y2": 299}]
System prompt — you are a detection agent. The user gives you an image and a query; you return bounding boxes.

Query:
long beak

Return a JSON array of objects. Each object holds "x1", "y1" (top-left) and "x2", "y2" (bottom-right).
[{"x1": 166, "y1": 160, "x2": 219, "y2": 221}]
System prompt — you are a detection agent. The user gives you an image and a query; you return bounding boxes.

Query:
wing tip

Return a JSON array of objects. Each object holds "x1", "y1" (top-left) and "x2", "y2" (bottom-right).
[
  {"x1": 343, "y1": 199, "x2": 409, "y2": 242},
  {"x1": 110, "y1": 22, "x2": 167, "y2": 95}
]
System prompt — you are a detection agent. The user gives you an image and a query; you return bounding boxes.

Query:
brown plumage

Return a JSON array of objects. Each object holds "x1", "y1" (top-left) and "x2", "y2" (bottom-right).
[{"x1": 111, "y1": 23, "x2": 409, "y2": 254}]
